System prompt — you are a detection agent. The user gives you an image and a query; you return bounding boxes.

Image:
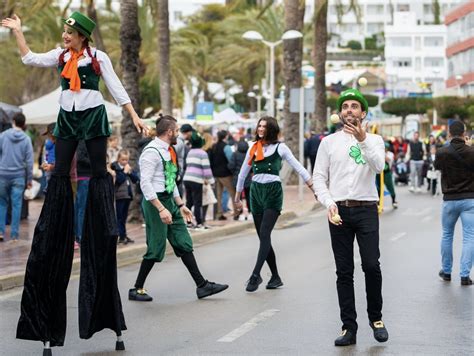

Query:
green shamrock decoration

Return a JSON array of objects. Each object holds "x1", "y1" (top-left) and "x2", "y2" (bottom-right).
[
  {"x1": 164, "y1": 160, "x2": 178, "y2": 193},
  {"x1": 349, "y1": 144, "x2": 366, "y2": 165}
]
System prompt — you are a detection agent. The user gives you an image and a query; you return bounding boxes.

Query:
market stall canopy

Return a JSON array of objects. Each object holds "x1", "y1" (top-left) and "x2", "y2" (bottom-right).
[
  {"x1": 0, "y1": 101, "x2": 22, "y2": 121},
  {"x1": 20, "y1": 87, "x2": 123, "y2": 125}
]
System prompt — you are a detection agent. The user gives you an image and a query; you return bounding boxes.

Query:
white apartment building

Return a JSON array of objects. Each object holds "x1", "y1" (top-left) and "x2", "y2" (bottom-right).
[
  {"x1": 385, "y1": 11, "x2": 447, "y2": 96},
  {"x1": 299, "y1": 0, "x2": 461, "y2": 48}
]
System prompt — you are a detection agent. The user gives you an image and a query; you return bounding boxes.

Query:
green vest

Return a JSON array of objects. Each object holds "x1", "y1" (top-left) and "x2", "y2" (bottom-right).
[
  {"x1": 58, "y1": 61, "x2": 100, "y2": 91},
  {"x1": 251, "y1": 143, "x2": 282, "y2": 176},
  {"x1": 143, "y1": 147, "x2": 178, "y2": 194}
]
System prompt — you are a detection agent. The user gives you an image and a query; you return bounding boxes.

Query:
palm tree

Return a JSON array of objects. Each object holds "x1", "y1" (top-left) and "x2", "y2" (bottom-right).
[
  {"x1": 119, "y1": 0, "x2": 142, "y2": 220},
  {"x1": 157, "y1": 0, "x2": 172, "y2": 115},
  {"x1": 312, "y1": 0, "x2": 328, "y2": 131},
  {"x1": 282, "y1": 0, "x2": 305, "y2": 163},
  {"x1": 84, "y1": 0, "x2": 107, "y2": 51}
]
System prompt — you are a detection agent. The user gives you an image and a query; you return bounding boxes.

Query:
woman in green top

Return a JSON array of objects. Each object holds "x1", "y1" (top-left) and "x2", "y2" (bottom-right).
[{"x1": 235, "y1": 116, "x2": 314, "y2": 292}]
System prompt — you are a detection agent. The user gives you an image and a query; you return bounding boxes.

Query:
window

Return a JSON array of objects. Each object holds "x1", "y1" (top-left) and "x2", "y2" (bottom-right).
[
  {"x1": 415, "y1": 57, "x2": 421, "y2": 71},
  {"x1": 388, "y1": 37, "x2": 412, "y2": 47},
  {"x1": 367, "y1": 23, "x2": 383, "y2": 34},
  {"x1": 415, "y1": 37, "x2": 421, "y2": 50},
  {"x1": 397, "y1": 4, "x2": 410, "y2": 12},
  {"x1": 424, "y1": 57, "x2": 444, "y2": 67},
  {"x1": 423, "y1": 4, "x2": 434, "y2": 14},
  {"x1": 174, "y1": 11, "x2": 183, "y2": 21},
  {"x1": 424, "y1": 36, "x2": 443, "y2": 47},
  {"x1": 393, "y1": 59, "x2": 412, "y2": 67},
  {"x1": 367, "y1": 5, "x2": 384, "y2": 15}
]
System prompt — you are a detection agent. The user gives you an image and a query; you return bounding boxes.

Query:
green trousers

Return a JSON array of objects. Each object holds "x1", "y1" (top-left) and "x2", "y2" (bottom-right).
[
  {"x1": 142, "y1": 193, "x2": 193, "y2": 262},
  {"x1": 250, "y1": 181, "x2": 283, "y2": 215}
]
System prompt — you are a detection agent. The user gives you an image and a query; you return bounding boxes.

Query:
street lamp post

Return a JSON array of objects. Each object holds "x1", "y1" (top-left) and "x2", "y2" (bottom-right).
[
  {"x1": 247, "y1": 91, "x2": 262, "y2": 118},
  {"x1": 242, "y1": 30, "x2": 303, "y2": 117},
  {"x1": 455, "y1": 74, "x2": 463, "y2": 96}
]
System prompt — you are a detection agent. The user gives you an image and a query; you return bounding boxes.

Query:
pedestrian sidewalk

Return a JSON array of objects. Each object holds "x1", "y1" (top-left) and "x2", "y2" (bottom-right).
[{"x1": 0, "y1": 185, "x2": 319, "y2": 291}]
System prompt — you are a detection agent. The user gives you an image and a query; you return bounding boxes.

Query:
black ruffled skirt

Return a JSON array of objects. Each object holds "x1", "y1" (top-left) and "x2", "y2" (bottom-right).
[
  {"x1": 16, "y1": 176, "x2": 74, "y2": 347},
  {"x1": 79, "y1": 174, "x2": 126, "y2": 338},
  {"x1": 17, "y1": 174, "x2": 126, "y2": 347}
]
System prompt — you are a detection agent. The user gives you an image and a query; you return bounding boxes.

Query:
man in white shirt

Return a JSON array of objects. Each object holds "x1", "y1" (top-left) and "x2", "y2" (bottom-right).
[
  {"x1": 129, "y1": 115, "x2": 228, "y2": 302},
  {"x1": 313, "y1": 89, "x2": 389, "y2": 346}
]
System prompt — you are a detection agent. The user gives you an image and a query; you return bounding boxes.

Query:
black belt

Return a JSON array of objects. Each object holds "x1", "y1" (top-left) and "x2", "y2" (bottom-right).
[{"x1": 336, "y1": 200, "x2": 377, "y2": 208}]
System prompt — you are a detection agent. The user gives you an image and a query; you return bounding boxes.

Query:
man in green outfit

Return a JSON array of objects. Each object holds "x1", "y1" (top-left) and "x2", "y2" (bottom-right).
[{"x1": 129, "y1": 114, "x2": 228, "y2": 301}]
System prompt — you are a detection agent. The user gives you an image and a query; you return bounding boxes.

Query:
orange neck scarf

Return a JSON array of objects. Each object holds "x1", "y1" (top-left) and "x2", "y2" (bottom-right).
[
  {"x1": 247, "y1": 140, "x2": 266, "y2": 165},
  {"x1": 61, "y1": 48, "x2": 85, "y2": 92},
  {"x1": 168, "y1": 146, "x2": 177, "y2": 165}
]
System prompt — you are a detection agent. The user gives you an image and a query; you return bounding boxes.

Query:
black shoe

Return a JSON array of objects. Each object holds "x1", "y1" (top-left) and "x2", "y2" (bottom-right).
[
  {"x1": 334, "y1": 330, "x2": 356, "y2": 346},
  {"x1": 461, "y1": 277, "x2": 473, "y2": 286},
  {"x1": 246, "y1": 274, "x2": 263, "y2": 292},
  {"x1": 128, "y1": 288, "x2": 153, "y2": 301},
  {"x1": 439, "y1": 270, "x2": 451, "y2": 281},
  {"x1": 266, "y1": 275, "x2": 283, "y2": 289},
  {"x1": 370, "y1": 321, "x2": 389, "y2": 343},
  {"x1": 124, "y1": 236, "x2": 135, "y2": 244},
  {"x1": 218, "y1": 216, "x2": 227, "y2": 221},
  {"x1": 196, "y1": 281, "x2": 229, "y2": 299}
]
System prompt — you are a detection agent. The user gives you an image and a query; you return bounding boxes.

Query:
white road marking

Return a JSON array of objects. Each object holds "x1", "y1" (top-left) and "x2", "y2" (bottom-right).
[
  {"x1": 413, "y1": 207, "x2": 433, "y2": 217},
  {"x1": 421, "y1": 215, "x2": 433, "y2": 223},
  {"x1": 390, "y1": 232, "x2": 407, "y2": 242},
  {"x1": 217, "y1": 309, "x2": 280, "y2": 343},
  {"x1": 354, "y1": 257, "x2": 361, "y2": 264}
]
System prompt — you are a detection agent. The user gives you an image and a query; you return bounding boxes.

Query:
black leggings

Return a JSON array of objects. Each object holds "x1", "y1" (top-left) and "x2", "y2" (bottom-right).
[
  {"x1": 53, "y1": 136, "x2": 108, "y2": 177},
  {"x1": 252, "y1": 209, "x2": 280, "y2": 277}
]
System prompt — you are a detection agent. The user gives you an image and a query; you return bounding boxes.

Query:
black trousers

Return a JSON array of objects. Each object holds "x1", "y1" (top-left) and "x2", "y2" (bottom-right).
[
  {"x1": 184, "y1": 181, "x2": 203, "y2": 225},
  {"x1": 329, "y1": 204, "x2": 383, "y2": 332},
  {"x1": 116, "y1": 199, "x2": 131, "y2": 238}
]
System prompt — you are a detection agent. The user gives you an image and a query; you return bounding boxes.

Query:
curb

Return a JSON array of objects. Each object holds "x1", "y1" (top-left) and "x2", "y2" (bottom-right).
[{"x1": 0, "y1": 205, "x2": 319, "y2": 292}]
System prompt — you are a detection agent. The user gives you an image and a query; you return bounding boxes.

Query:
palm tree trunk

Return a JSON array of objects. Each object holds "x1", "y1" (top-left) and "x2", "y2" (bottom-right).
[
  {"x1": 283, "y1": 0, "x2": 305, "y2": 184},
  {"x1": 120, "y1": 0, "x2": 142, "y2": 222},
  {"x1": 312, "y1": 0, "x2": 328, "y2": 132},
  {"x1": 86, "y1": 0, "x2": 106, "y2": 52},
  {"x1": 157, "y1": 0, "x2": 172, "y2": 115}
]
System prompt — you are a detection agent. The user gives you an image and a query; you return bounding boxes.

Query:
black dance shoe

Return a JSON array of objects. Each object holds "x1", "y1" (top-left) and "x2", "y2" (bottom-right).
[
  {"x1": 439, "y1": 270, "x2": 451, "y2": 281},
  {"x1": 266, "y1": 275, "x2": 283, "y2": 289},
  {"x1": 334, "y1": 329, "x2": 356, "y2": 346},
  {"x1": 128, "y1": 288, "x2": 153, "y2": 302},
  {"x1": 370, "y1": 321, "x2": 389, "y2": 343},
  {"x1": 246, "y1": 274, "x2": 263, "y2": 292},
  {"x1": 197, "y1": 281, "x2": 229, "y2": 299},
  {"x1": 461, "y1": 277, "x2": 472, "y2": 286}
]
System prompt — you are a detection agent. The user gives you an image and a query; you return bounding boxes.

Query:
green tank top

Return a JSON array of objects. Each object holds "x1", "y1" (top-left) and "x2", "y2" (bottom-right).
[
  {"x1": 58, "y1": 58, "x2": 100, "y2": 91},
  {"x1": 251, "y1": 143, "x2": 282, "y2": 176}
]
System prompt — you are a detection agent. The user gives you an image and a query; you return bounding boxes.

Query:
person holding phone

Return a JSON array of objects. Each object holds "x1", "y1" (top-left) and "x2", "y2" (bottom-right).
[{"x1": 313, "y1": 89, "x2": 389, "y2": 347}]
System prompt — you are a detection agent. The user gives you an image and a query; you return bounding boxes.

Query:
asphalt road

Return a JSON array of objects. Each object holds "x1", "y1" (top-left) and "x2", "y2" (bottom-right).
[{"x1": 0, "y1": 185, "x2": 473, "y2": 355}]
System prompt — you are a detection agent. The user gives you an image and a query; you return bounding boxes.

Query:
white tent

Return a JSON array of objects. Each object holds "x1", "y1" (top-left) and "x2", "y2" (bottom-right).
[{"x1": 20, "y1": 87, "x2": 123, "y2": 125}]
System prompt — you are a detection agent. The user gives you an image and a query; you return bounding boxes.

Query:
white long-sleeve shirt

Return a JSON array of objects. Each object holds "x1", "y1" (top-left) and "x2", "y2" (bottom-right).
[
  {"x1": 313, "y1": 131, "x2": 385, "y2": 209},
  {"x1": 236, "y1": 142, "x2": 311, "y2": 193},
  {"x1": 139, "y1": 137, "x2": 180, "y2": 201},
  {"x1": 21, "y1": 47, "x2": 131, "y2": 111}
]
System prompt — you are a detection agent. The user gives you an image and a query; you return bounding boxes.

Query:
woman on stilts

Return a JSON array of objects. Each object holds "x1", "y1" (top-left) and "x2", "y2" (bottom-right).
[
  {"x1": 2, "y1": 12, "x2": 147, "y2": 354},
  {"x1": 235, "y1": 116, "x2": 314, "y2": 292}
]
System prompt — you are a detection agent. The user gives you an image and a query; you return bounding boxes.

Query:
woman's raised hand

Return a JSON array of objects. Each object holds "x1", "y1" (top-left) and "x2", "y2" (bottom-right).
[{"x1": 1, "y1": 14, "x2": 22, "y2": 32}]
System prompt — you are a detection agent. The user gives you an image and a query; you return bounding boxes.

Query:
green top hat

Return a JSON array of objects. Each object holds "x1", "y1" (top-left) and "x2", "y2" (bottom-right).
[
  {"x1": 62, "y1": 12, "x2": 96, "y2": 42},
  {"x1": 337, "y1": 88, "x2": 368, "y2": 113}
]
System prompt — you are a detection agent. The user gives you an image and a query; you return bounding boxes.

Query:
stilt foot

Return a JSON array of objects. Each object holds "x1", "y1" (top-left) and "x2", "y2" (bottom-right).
[
  {"x1": 43, "y1": 348, "x2": 52, "y2": 356},
  {"x1": 116, "y1": 340, "x2": 125, "y2": 351}
]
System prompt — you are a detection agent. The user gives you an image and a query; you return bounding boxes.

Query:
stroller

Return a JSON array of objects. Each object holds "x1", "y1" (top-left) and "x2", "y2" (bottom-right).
[{"x1": 394, "y1": 154, "x2": 409, "y2": 185}]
